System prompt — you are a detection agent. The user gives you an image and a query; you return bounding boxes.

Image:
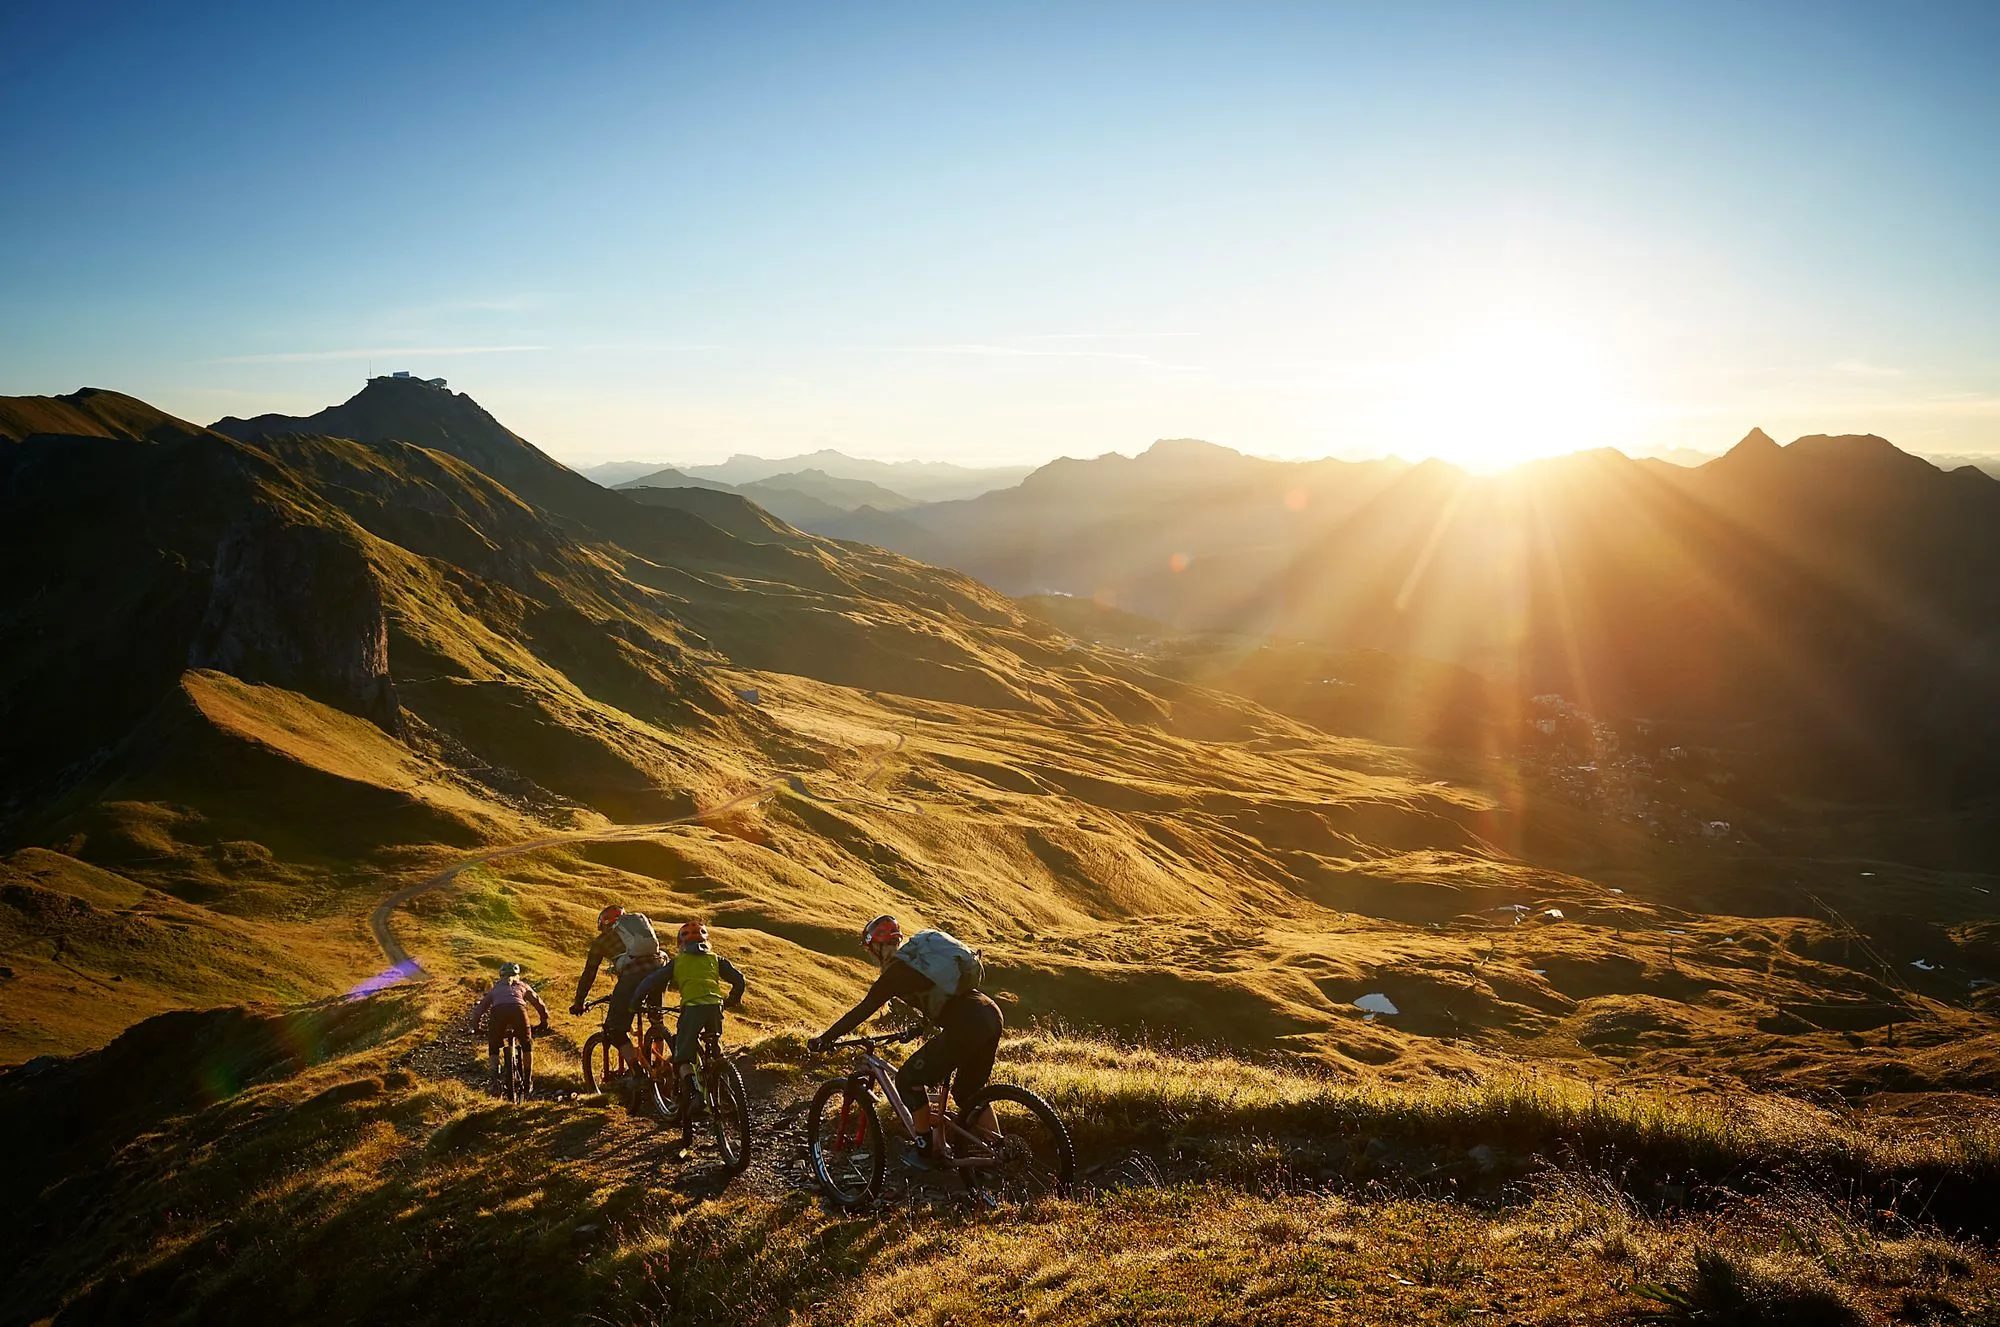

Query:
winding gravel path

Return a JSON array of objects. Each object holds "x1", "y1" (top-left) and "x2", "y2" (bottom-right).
[{"x1": 366, "y1": 731, "x2": 907, "y2": 976}]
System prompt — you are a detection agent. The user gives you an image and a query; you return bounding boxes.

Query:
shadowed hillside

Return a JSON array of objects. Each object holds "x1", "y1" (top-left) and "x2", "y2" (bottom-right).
[{"x1": 840, "y1": 434, "x2": 2000, "y2": 797}]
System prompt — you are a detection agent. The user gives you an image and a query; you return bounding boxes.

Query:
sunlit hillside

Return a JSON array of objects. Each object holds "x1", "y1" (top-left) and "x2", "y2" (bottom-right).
[{"x1": 6, "y1": 382, "x2": 2000, "y2": 1323}]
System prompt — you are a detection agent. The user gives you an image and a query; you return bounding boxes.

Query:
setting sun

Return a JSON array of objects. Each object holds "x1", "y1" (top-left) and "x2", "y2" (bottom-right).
[{"x1": 1381, "y1": 318, "x2": 1628, "y2": 471}]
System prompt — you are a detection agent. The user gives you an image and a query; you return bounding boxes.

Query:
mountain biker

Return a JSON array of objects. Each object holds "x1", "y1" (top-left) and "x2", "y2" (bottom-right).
[
  {"x1": 470, "y1": 961, "x2": 550, "y2": 1094},
  {"x1": 808, "y1": 915, "x2": 1001, "y2": 1155},
  {"x1": 569, "y1": 904, "x2": 664, "y2": 1073},
  {"x1": 633, "y1": 920, "x2": 747, "y2": 1109}
]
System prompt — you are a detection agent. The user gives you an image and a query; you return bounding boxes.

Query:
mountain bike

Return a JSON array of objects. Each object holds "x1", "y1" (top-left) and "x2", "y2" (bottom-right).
[
  {"x1": 475, "y1": 1018, "x2": 537, "y2": 1101},
  {"x1": 579, "y1": 995, "x2": 751, "y2": 1173},
  {"x1": 806, "y1": 1027, "x2": 1074, "y2": 1210},
  {"x1": 498, "y1": 1025, "x2": 533, "y2": 1102},
  {"x1": 643, "y1": 1007, "x2": 751, "y2": 1173},
  {"x1": 579, "y1": 994, "x2": 669, "y2": 1116}
]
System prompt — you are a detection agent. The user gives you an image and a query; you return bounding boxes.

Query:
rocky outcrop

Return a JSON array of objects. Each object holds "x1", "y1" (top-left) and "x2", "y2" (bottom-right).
[{"x1": 189, "y1": 511, "x2": 402, "y2": 734}]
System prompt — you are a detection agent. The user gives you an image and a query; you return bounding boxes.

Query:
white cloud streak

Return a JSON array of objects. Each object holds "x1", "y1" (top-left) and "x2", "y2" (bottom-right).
[
  {"x1": 1022, "y1": 331, "x2": 1199, "y2": 341},
  {"x1": 846, "y1": 343, "x2": 1156, "y2": 363},
  {"x1": 212, "y1": 345, "x2": 548, "y2": 364}
]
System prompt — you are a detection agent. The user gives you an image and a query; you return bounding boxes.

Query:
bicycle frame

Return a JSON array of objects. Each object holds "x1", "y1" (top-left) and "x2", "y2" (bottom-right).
[
  {"x1": 634, "y1": 1001, "x2": 732, "y2": 1098},
  {"x1": 839, "y1": 1044, "x2": 999, "y2": 1172},
  {"x1": 579, "y1": 994, "x2": 665, "y2": 1080}
]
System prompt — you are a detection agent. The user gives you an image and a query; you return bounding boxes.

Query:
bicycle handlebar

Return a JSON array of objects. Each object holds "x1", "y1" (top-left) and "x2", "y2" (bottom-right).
[{"x1": 821, "y1": 1027, "x2": 924, "y2": 1052}]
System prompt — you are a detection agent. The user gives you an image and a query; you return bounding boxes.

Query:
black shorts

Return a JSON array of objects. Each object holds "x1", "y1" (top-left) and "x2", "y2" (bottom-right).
[
  {"x1": 897, "y1": 992, "x2": 1003, "y2": 1111},
  {"x1": 672, "y1": 1003, "x2": 723, "y2": 1065},
  {"x1": 605, "y1": 959, "x2": 660, "y2": 1042},
  {"x1": 484, "y1": 1005, "x2": 531, "y2": 1054}
]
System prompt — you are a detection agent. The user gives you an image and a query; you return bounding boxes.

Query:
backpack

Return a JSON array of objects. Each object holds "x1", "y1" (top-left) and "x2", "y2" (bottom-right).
[
  {"x1": 897, "y1": 928, "x2": 984, "y2": 1020},
  {"x1": 611, "y1": 912, "x2": 661, "y2": 970}
]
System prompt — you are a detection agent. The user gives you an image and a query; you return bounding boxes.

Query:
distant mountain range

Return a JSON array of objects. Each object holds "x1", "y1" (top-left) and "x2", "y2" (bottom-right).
[
  {"x1": 612, "y1": 465, "x2": 924, "y2": 527},
  {"x1": 583, "y1": 450, "x2": 1033, "y2": 502},
  {"x1": 788, "y1": 431, "x2": 2000, "y2": 797},
  {"x1": 1917, "y1": 453, "x2": 2000, "y2": 480},
  {"x1": 552, "y1": 425, "x2": 2000, "y2": 795}
]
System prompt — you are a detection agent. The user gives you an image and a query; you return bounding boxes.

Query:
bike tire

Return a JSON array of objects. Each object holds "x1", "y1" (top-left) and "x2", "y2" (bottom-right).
[
  {"x1": 581, "y1": 1032, "x2": 616, "y2": 1096},
  {"x1": 642, "y1": 1023, "x2": 670, "y2": 1069},
  {"x1": 709, "y1": 1058, "x2": 751, "y2": 1174},
  {"x1": 513, "y1": 1037, "x2": 532, "y2": 1101},
  {"x1": 501, "y1": 1039, "x2": 518, "y2": 1102},
  {"x1": 807, "y1": 1078, "x2": 884, "y2": 1210},
  {"x1": 641, "y1": 1025, "x2": 676, "y2": 1123},
  {"x1": 963, "y1": 1083, "x2": 1075, "y2": 1202}
]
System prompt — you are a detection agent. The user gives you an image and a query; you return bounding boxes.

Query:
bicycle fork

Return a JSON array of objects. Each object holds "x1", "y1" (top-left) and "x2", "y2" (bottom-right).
[{"x1": 831, "y1": 1080, "x2": 872, "y2": 1152}]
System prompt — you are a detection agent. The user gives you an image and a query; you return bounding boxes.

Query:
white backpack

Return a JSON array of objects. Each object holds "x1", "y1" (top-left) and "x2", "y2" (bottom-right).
[
  {"x1": 611, "y1": 912, "x2": 661, "y2": 971},
  {"x1": 897, "y1": 928, "x2": 984, "y2": 1020}
]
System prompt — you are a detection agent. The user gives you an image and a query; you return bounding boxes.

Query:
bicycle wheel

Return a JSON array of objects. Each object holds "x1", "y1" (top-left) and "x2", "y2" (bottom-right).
[
  {"x1": 501, "y1": 1039, "x2": 519, "y2": 1102},
  {"x1": 511, "y1": 1037, "x2": 532, "y2": 1101},
  {"x1": 708, "y1": 1058, "x2": 751, "y2": 1174},
  {"x1": 807, "y1": 1078, "x2": 884, "y2": 1209},
  {"x1": 642, "y1": 1025, "x2": 679, "y2": 1121},
  {"x1": 962, "y1": 1083, "x2": 1075, "y2": 1202},
  {"x1": 581, "y1": 1032, "x2": 618, "y2": 1096},
  {"x1": 642, "y1": 1022, "x2": 670, "y2": 1073}
]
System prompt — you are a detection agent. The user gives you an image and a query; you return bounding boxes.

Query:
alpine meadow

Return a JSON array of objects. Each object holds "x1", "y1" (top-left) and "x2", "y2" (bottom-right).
[{"x1": 6, "y1": 5, "x2": 2000, "y2": 1326}]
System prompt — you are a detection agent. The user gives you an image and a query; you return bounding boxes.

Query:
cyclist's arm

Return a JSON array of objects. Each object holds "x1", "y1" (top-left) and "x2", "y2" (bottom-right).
[
  {"x1": 820, "y1": 959, "x2": 928, "y2": 1042},
  {"x1": 632, "y1": 965, "x2": 673, "y2": 1007},
  {"x1": 468, "y1": 987, "x2": 494, "y2": 1030},
  {"x1": 573, "y1": 930, "x2": 623, "y2": 1007},
  {"x1": 522, "y1": 983, "x2": 551, "y2": 1025},
  {"x1": 720, "y1": 957, "x2": 747, "y2": 1007}
]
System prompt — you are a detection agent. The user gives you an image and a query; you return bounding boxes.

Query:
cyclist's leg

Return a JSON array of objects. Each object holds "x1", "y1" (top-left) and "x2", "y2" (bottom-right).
[
  {"x1": 896, "y1": 1029, "x2": 956, "y2": 1139},
  {"x1": 631, "y1": 965, "x2": 673, "y2": 1072},
  {"x1": 674, "y1": 1004, "x2": 721, "y2": 1100},
  {"x1": 605, "y1": 964, "x2": 652, "y2": 1067},
  {"x1": 949, "y1": 996, "x2": 1005, "y2": 1139},
  {"x1": 484, "y1": 1017, "x2": 506, "y2": 1086}
]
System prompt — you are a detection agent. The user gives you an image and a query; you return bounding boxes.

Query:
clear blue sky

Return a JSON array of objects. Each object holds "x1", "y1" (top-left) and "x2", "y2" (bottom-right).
[{"x1": 3, "y1": 1, "x2": 1996, "y2": 468}]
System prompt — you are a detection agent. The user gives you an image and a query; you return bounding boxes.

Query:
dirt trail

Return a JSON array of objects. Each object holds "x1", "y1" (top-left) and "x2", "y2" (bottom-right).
[
  {"x1": 367, "y1": 781, "x2": 782, "y2": 975},
  {"x1": 368, "y1": 731, "x2": 907, "y2": 976},
  {"x1": 401, "y1": 1017, "x2": 818, "y2": 1198},
  {"x1": 403, "y1": 1017, "x2": 1010, "y2": 1208}
]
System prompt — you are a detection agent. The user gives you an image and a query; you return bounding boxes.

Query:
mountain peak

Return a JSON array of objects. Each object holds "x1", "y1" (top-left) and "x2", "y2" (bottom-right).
[
  {"x1": 1140, "y1": 437, "x2": 1241, "y2": 463},
  {"x1": 217, "y1": 378, "x2": 521, "y2": 460},
  {"x1": 1699, "y1": 427, "x2": 1784, "y2": 475},
  {"x1": 0, "y1": 387, "x2": 209, "y2": 445},
  {"x1": 212, "y1": 378, "x2": 590, "y2": 517}
]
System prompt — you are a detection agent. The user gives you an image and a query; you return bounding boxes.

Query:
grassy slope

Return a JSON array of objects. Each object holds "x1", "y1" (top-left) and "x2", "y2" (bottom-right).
[
  {"x1": 371, "y1": 668, "x2": 2000, "y2": 1095},
  {"x1": 16, "y1": 643, "x2": 2000, "y2": 1100},
  {"x1": 6, "y1": 992, "x2": 1997, "y2": 1326}
]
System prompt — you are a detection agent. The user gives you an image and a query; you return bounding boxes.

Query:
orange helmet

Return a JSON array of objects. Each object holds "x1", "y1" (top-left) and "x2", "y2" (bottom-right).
[
  {"x1": 860, "y1": 914, "x2": 902, "y2": 951},
  {"x1": 597, "y1": 905, "x2": 624, "y2": 929},
  {"x1": 677, "y1": 920, "x2": 709, "y2": 949}
]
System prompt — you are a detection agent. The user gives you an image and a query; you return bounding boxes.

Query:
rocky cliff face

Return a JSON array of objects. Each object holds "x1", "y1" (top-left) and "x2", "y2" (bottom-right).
[{"x1": 189, "y1": 511, "x2": 402, "y2": 735}]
